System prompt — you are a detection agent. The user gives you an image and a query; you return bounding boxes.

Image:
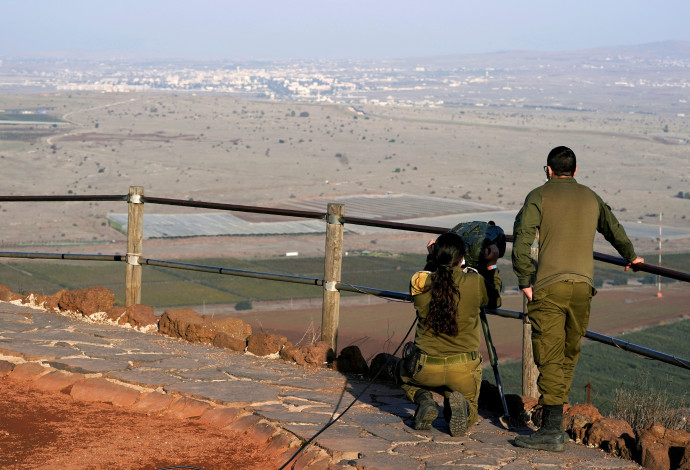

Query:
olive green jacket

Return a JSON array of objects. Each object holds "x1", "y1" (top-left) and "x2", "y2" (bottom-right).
[
  {"x1": 411, "y1": 267, "x2": 502, "y2": 356},
  {"x1": 512, "y1": 177, "x2": 637, "y2": 291}
]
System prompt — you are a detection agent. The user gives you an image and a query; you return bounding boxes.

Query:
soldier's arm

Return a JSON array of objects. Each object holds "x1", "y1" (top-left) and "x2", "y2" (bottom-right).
[
  {"x1": 512, "y1": 189, "x2": 541, "y2": 290},
  {"x1": 595, "y1": 194, "x2": 638, "y2": 263}
]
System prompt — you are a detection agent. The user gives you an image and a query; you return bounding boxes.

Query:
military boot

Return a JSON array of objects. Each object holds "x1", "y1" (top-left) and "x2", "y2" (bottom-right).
[
  {"x1": 514, "y1": 404, "x2": 566, "y2": 452},
  {"x1": 443, "y1": 391, "x2": 468, "y2": 437},
  {"x1": 413, "y1": 389, "x2": 437, "y2": 430}
]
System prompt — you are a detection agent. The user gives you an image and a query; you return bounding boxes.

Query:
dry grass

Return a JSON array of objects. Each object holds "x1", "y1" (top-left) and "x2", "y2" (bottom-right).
[{"x1": 611, "y1": 372, "x2": 688, "y2": 432}]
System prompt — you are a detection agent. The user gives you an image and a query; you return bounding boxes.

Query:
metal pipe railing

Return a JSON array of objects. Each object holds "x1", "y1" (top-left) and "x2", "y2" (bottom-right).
[
  {"x1": 2, "y1": 249, "x2": 686, "y2": 371},
  {"x1": 1, "y1": 192, "x2": 688, "y2": 284}
]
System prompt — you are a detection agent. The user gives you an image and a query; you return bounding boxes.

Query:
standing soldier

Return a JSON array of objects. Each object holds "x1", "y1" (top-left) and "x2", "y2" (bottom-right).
[{"x1": 512, "y1": 146, "x2": 644, "y2": 451}]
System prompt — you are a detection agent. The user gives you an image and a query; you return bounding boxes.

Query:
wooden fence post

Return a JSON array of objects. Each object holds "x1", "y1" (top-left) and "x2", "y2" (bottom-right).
[
  {"x1": 125, "y1": 186, "x2": 144, "y2": 307},
  {"x1": 522, "y1": 242, "x2": 540, "y2": 398},
  {"x1": 322, "y1": 203, "x2": 344, "y2": 354}
]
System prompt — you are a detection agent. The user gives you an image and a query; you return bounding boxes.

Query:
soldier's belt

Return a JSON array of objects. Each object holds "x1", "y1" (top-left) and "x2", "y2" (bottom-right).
[{"x1": 422, "y1": 351, "x2": 479, "y2": 365}]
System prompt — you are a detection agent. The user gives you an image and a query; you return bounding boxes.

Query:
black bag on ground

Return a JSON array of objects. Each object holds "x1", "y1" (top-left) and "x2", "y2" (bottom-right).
[{"x1": 401, "y1": 341, "x2": 419, "y2": 376}]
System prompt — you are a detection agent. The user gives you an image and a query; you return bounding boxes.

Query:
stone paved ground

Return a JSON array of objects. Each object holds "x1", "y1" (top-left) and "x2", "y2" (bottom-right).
[{"x1": 0, "y1": 301, "x2": 640, "y2": 469}]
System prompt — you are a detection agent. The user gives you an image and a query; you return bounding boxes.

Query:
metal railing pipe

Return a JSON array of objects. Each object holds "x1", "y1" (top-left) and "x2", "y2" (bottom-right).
[
  {"x1": 141, "y1": 196, "x2": 327, "y2": 220},
  {"x1": 0, "y1": 195, "x2": 127, "y2": 203},
  {"x1": 0, "y1": 252, "x2": 126, "y2": 262}
]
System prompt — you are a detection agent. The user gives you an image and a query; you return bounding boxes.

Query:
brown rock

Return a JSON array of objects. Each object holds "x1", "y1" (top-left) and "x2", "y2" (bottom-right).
[
  {"x1": 131, "y1": 391, "x2": 176, "y2": 414},
  {"x1": 167, "y1": 396, "x2": 211, "y2": 419},
  {"x1": 586, "y1": 418, "x2": 635, "y2": 458},
  {"x1": 212, "y1": 332, "x2": 247, "y2": 351},
  {"x1": 158, "y1": 309, "x2": 251, "y2": 346},
  {"x1": 283, "y1": 341, "x2": 334, "y2": 367},
  {"x1": 158, "y1": 308, "x2": 203, "y2": 338},
  {"x1": 247, "y1": 333, "x2": 287, "y2": 357},
  {"x1": 106, "y1": 306, "x2": 126, "y2": 322},
  {"x1": 0, "y1": 360, "x2": 15, "y2": 377},
  {"x1": 33, "y1": 370, "x2": 83, "y2": 393},
  {"x1": 58, "y1": 286, "x2": 115, "y2": 316},
  {"x1": 335, "y1": 345, "x2": 369, "y2": 375},
  {"x1": 70, "y1": 377, "x2": 141, "y2": 407},
  {"x1": 118, "y1": 304, "x2": 156, "y2": 328},
  {"x1": 0, "y1": 284, "x2": 15, "y2": 301},
  {"x1": 304, "y1": 341, "x2": 334, "y2": 367},
  {"x1": 20, "y1": 292, "x2": 62, "y2": 311},
  {"x1": 197, "y1": 316, "x2": 252, "y2": 344},
  {"x1": 637, "y1": 423, "x2": 690, "y2": 470},
  {"x1": 199, "y1": 408, "x2": 243, "y2": 428},
  {"x1": 9, "y1": 362, "x2": 51, "y2": 381},
  {"x1": 279, "y1": 341, "x2": 298, "y2": 362},
  {"x1": 564, "y1": 403, "x2": 603, "y2": 443}
]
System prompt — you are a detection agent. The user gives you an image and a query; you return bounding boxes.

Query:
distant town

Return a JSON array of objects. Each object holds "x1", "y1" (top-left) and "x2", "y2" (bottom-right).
[{"x1": 1, "y1": 41, "x2": 689, "y2": 114}]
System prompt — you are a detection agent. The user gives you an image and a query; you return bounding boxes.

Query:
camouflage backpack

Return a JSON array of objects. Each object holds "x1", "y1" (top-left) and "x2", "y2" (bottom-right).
[{"x1": 448, "y1": 220, "x2": 506, "y2": 270}]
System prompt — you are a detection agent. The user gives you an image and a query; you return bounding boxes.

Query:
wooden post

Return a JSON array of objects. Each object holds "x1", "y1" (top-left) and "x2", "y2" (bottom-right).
[
  {"x1": 522, "y1": 241, "x2": 540, "y2": 398},
  {"x1": 125, "y1": 186, "x2": 144, "y2": 307},
  {"x1": 322, "y1": 203, "x2": 344, "y2": 354}
]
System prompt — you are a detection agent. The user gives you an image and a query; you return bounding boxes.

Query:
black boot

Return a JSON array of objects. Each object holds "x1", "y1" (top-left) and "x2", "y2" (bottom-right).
[
  {"x1": 514, "y1": 404, "x2": 566, "y2": 452},
  {"x1": 413, "y1": 390, "x2": 438, "y2": 430},
  {"x1": 443, "y1": 391, "x2": 468, "y2": 437}
]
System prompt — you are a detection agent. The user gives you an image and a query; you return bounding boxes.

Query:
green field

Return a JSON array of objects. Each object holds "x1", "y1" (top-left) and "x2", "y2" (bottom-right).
[
  {"x1": 0, "y1": 253, "x2": 428, "y2": 306},
  {"x1": 491, "y1": 318, "x2": 690, "y2": 415}
]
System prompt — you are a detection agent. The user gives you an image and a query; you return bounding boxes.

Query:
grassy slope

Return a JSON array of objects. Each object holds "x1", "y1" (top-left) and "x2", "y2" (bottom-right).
[{"x1": 492, "y1": 318, "x2": 690, "y2": 414}]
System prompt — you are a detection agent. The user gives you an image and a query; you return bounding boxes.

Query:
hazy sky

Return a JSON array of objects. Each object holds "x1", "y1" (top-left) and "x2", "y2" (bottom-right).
[{"x1": 3, "y1": 0, "x2": 690, "y2": 60}]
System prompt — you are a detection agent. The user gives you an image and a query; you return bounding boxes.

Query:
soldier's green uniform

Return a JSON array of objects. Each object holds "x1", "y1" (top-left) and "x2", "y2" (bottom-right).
[
  {"x1": 512, "y1": 177, "x2": 638, "y2": 406},
  {"x1": 400, "y1": 266, "x2": 501, "y2": 427}
]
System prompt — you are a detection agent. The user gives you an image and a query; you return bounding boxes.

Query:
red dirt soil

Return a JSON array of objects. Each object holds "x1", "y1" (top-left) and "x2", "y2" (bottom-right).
[{"x1": 0, "y1": 377, "x2": 272, "y2": 470}]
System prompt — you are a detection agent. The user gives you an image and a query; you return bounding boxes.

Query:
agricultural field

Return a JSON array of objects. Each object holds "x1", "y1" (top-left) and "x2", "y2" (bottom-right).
[{"x1": 494, "y1": 318, "x2": 690, "y2": 415}]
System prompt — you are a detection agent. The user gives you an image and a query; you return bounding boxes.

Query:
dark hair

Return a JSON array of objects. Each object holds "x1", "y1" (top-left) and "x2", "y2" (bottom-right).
[
  {"x1": 426, "y1": 233, "x2": 465, "y2": 337},
  {"x1": 547, "y1": 146, "x2": 576, "y2": 176}
]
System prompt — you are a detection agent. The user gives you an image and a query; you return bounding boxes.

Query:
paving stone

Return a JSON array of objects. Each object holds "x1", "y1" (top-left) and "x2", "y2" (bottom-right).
[
  {"x1": 9, "y1": 362, "x2": 51, "y2": 381},
  {"x1": 145, "y1": 356, "x2": 203, "y2": 370},
  {"x1": 279, "y1": 389, "x2": 358, "y2": 408},
  {"x1": 498, "y1": 458, "x2": 537, "y2": 470},
  {"x1": 353, "y1": 452, "x2": 424, "y2": 470},
  {"x1": 70, "y1": 377, "x2": 141, "y2": 407},
  {"x1": 358, "y1": 423, "x2": 426, "y2": 443},
  {"x1": 167, "y1": 396, "x2": 212, "y2": 419},
  {"x1": 219, "y1": 364, "x2": 293, "y2": 381},
  {"x1": 30, "y1": 329, "x2": 113, "y2": 345},
  {"x1": 317, "y1": 435, "x2": 392, "y2": 461},
  {"x1": 131, "y1": 391, "x2": 176, "y2": 413},
  {"x1": 0, "y1": 342, "x2": 76, "y2": 361},
  {"x1": 33, "y1": 370, "x2": 83, "y2": 393},
  {"x1": 106, "y1": 368, "x2": 181, "y2": 387},
  {"x1": 175, "y1": 367, "x2": 230, "y2": 381},
  {"x1": 164, "y1": 379, "x2": 279, "y2": 403},
  {"x1": 46, "y1": 357, "x2": 131, "y2": 374},
  {"x1": 255, "y1": 406, "x2": 337, "y2": 425},
  {"x1": 110, "y1": 352, "x2": 176, "y2": 363},
  {"x1": 198, "y1": 407, "x2": 244, "y2": 428},
  {"x1": 272, "y1": 375, "x2": 346, "y2": 390},
  {"x1": 74, "y1": 343, "x2": 122, "y2": 358},
  {"x1": 280, "y1": 422, "x2": 362, "y2": 442},
  {"x1": 340, "y1": 407, "x2": 403, "y2": 425}
]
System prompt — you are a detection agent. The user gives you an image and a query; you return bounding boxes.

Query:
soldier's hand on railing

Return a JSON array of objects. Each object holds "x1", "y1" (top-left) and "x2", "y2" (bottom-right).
[
  {"x1": 625, "y1": 256, "x2": 644, "y2": 271},
  {"x1": 521, "y1": 286, "x2": 533, "y2": 302}
]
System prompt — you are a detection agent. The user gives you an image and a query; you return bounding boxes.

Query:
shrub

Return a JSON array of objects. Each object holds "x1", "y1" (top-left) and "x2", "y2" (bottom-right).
[
  {"x1": 611, "y1": 372, "x2": 688, "y2": 432},
  {"x1": 235, "y1": 300, "x2": 253, "y2": 311}
]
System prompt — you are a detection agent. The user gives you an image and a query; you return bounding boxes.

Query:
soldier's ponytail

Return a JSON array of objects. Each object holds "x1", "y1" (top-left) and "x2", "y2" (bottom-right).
[{"x1": 426, "y1": 233, "x2": 465, "y2": 337}]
